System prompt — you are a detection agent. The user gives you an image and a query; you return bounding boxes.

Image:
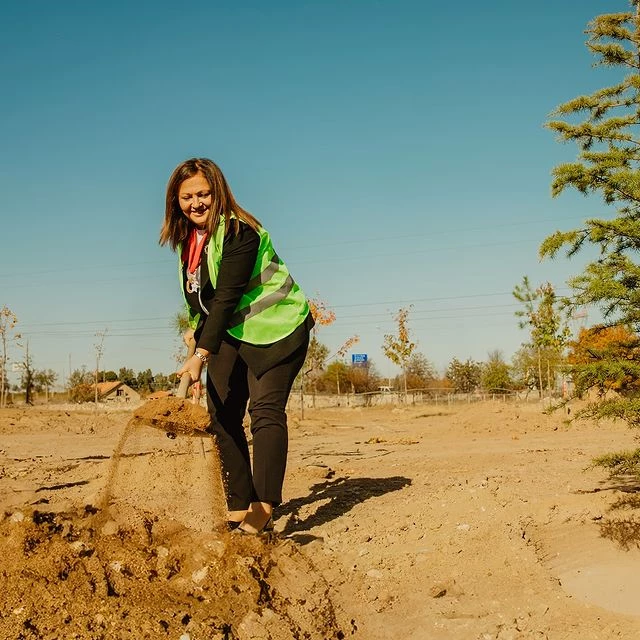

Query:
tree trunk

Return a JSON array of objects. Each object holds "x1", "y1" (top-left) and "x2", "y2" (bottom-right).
[
  {"x1": 537, "y1": 349, "x2": 543, "y2": 400},
  {"x1": 0, "y1": 336, "x2": 6, "y2": 409},
  {"x1": 0, "y1": 359, "x2": 4, "y2": 409}
]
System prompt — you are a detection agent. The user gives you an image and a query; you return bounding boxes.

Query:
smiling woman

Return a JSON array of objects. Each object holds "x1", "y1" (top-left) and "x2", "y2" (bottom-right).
[
  {"x1": 159, "y1": 157, "x2": 315, "y2": 537},
  {"x1": 177, "y1": 173, "x2": 212, "y2": 229}
]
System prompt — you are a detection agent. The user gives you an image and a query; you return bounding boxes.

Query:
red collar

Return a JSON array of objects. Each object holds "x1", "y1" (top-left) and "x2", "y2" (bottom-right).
[{"x1": 183, "y1": 229, "x2": 208, "y2": 274}]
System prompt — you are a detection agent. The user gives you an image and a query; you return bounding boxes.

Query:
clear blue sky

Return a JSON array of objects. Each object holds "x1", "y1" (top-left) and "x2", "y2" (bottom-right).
[{"x1": 0, "y1": 1, "x2": 618, "y2": 385}]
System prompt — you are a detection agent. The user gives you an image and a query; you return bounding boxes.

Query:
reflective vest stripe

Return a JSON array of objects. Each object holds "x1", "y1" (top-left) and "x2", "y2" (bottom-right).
[
  {"x1": 229, "y1": 273, "x2": 294, "y2": 328},
  {"x1": 244, "y1": 252, "x2": 280, "y2": 293},
  {"x1": 179, "y1": 217, "x2": 308, "y2": 343}
]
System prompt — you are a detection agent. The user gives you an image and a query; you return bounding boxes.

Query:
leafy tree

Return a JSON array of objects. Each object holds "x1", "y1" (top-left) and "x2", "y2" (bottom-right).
[
  {"x1": 69, "y1": 383, "x2": 94, "y2": 403},
  {"x1": 67, "y1": 367, "x2": 94, "y2": 403},
  {"x1": 566, "y1": 324, "x2": 640, "y2": 397},
  {"x1": 513, "y1": 277, "x2": 570, "y2": 398},
  {"x1": 103, "y1": 370, "x2": 118, "y2": 382},
  {"x1": 348, "y1": 359, "x2": 381, "y2": 393},
  {"x1": 481, "y1": 350, "x2": 513, "y2": 394},
  {"x1": 405, "y1": 352, "x2": 436, "y2": 390},
  {"x1": 34, "y1": 369, "x2": 58, "y2": 402},
  {"x1": 512, "y1": 345, "x2": 547, "y2": 394},
  {"x1": 302, "y1": 298, "x2": 336, "y2": 393},
  {"x1": 304, "y1": 336, "x2": 330, "y2": 393},
  {"x1": 136, "y1": 368, "x2": 154, "y2": 393},
  {"x1": 446, "y1": 357, "x2": 482, "y2": 394},
  {"x1": 318, "y1": 359, "x2": 379, "y2": 394},
  {"x1": 152, "y1": 373, "x2": 172, "y2": 391},
  {"x1": 68, "y1": 367, "x2": 93, "y2": 387},
  {"x1": 539, "y1": 2, "x2": 640, "y2": 474},
  {"x1": 118, "y1": 367, "x2": 137, "y2": 388},
  {"x1": 382, "y1": 307, "x2": 416, "y2": 395},
  {"x1": 19, "y1": 342, "x2": 36, "y2": 405},
  {"x1": 172, "y1": 310, "x2": 192, "y2": 371},
  {"x1": 320, "y1": 361, "x2": 350, "y2": 394},
  {"x1": 299, "y1": 298, "x2": 359, "y2": 410},
  {"x1": 174, "y1": 310, "x2": 191, "y2": 335},
  {"x1": 0, "y1": 306, "x2": 20, "y2": 408}
]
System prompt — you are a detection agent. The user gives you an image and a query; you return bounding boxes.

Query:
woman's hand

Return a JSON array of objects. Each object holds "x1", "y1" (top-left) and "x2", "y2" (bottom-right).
[
  {"x1": 177, "y1": 355, "x2": 203, "y2": 387},
  {"x1": 176, "y1": 348, "x2": 210, "y2": 388}
]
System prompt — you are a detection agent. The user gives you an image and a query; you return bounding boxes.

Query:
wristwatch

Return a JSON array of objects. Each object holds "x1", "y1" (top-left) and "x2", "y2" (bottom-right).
[{"x1": 194, "y1": 349, "x2": 209, "y2": 364}]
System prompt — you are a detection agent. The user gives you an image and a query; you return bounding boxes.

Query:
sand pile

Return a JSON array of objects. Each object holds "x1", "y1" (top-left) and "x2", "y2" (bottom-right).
[
  {"x1": 0, "y1": 505, "x2": 346, "y2": 640},
  {"x1": 0, "y1": 412, "x2": 346, "y2": 640},
  {"x1": 129, "y1": 398, "x2": 210, "y2": 436}
]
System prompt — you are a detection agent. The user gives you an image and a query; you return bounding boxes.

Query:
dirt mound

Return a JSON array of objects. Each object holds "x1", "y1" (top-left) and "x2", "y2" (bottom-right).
[
  {"x1": 130, "y1": 398, "x2": 210, "y2": 436},
  {"x1": 7, "y1": 402, "x2": 640, "y2": 638},
  {"x1": 0, "y1": 506, "x2": 346, "y2": 640},
  {"x1": 0, "y1": 409, "x2": 346, "y2": 639}
]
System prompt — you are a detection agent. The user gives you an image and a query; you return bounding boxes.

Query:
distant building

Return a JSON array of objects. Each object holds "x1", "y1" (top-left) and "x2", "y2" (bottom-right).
[{"x1": 93, "y1": 381, "x2": 141, "y2": 403}]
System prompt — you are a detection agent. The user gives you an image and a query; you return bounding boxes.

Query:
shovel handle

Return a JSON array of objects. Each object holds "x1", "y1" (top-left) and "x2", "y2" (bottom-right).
[{"x1": 176, "y1": 338, "x2": 196, "y2": 399}]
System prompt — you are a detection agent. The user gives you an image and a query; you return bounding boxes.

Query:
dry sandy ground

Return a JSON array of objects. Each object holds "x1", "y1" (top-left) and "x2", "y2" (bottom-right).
[{"x1": 2, "y1": 400, "x2": 640, "y2": 639}]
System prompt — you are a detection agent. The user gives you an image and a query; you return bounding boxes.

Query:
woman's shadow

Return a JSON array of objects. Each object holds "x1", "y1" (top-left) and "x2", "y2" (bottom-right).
[{"x1": 278, "y1": 475, "x2": 412, "y2": 544}]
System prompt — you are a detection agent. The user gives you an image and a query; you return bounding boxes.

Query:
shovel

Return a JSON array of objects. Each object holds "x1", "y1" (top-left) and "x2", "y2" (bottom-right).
[{"x1": 129, "y1": 339, "x2": 211, "y2": 437}]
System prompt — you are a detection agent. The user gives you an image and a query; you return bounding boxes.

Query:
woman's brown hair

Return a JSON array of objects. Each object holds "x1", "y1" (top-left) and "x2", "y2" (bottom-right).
[{"x1": 159, "y1": 158, "x2": 261, "y2": 251}]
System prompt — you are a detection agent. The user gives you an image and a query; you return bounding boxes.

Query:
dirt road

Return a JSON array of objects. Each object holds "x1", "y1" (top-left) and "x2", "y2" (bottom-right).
[{"x1": 1, "y1": 400, "x2": 640, "y2": 639}]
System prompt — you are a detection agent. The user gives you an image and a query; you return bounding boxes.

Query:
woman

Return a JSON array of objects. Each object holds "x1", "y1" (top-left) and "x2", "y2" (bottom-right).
[{"x1": 159, "y1": 158, "x2": 313, "y2": 535}]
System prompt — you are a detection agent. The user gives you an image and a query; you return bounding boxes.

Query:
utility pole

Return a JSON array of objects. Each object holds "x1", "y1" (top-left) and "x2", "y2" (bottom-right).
[
  {"x1": 94, "y1": 329, "x2": 107, "y2": 407},
  {"x1": 24, "y1": 341, "x2": 31, "y2": 405}
]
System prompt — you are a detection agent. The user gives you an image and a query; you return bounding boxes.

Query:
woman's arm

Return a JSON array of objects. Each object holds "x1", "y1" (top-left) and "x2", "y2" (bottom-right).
[{"x1": 197, "y1": 223, "x2": 260, "y2": 354}]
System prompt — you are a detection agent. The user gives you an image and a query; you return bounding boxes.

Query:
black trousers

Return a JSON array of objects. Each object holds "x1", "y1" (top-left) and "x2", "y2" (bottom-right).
[{"x1": 205, "y1": 337, "x2": 308, "y2": 511}]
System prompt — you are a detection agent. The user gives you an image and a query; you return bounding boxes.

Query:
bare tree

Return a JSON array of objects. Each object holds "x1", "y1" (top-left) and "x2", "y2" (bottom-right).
[{"x1": 0, "y1": 306, "x2": 20, "y2": 408}]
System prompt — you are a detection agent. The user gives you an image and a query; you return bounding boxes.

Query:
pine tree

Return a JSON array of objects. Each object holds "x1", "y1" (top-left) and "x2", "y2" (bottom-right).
[{"x1": 541, "y1": 2, "x2": 640, "y2": 472}]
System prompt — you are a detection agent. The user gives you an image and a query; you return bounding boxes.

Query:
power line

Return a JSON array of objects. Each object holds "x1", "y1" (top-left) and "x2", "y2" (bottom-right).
[
  {"x1": 330, "y1": 288, "x2": 572, "y2": 309},
  {"x1": 286, "y1": 213, "x2": 587, "y2": 251},
  {"x1": 11, "y1": 291, "x2": 560, "y2": 332},
  {"x1": 0, "y1": 213, "x2": 588, "y2": 281},
  {"x1": 0, "y1": 235, "x2": 538, "y2": 286},
  {"x1": 18, "y1": 316, "x2": 174, "y2": 329},
  {"x1": 12, "y1": 286, "x2": 577, "y2": 335}
]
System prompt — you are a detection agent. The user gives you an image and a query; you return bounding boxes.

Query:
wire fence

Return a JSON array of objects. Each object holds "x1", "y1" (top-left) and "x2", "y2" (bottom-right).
[{"x1": 288, "y1": 387, "x2": 547, "y2": 410}]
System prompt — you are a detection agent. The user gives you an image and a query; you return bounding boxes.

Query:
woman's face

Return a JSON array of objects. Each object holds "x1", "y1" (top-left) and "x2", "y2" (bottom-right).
[{"x1": 177, "y1": 171, "x2": 213, "y2": 229}]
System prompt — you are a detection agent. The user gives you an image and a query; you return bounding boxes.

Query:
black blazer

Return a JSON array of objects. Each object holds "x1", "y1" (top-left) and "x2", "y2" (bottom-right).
[{"x1": 183, "y1": 221, "x2": 313, "y2": 378}]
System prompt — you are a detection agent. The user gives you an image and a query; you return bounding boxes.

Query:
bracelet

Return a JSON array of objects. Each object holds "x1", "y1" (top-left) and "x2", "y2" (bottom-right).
[{"x1": 194, "y1": 350, "x2": 209, "y2": 364}]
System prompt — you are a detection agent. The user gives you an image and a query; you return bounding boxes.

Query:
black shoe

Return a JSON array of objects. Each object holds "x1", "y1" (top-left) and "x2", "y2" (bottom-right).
[{"x1": 235, "y1": 517, "x2": 275, "y2": 537}]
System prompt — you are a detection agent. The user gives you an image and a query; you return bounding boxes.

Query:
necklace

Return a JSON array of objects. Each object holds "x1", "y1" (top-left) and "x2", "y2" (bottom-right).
[{"x1": 185, "y1": 229, "x2": 207, "y2": 293}]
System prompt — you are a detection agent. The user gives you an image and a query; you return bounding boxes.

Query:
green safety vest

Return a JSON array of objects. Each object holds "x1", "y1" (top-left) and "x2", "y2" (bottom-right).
[{"x1": 179, "y1": 217, "x2": 309, "y2": 344}]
